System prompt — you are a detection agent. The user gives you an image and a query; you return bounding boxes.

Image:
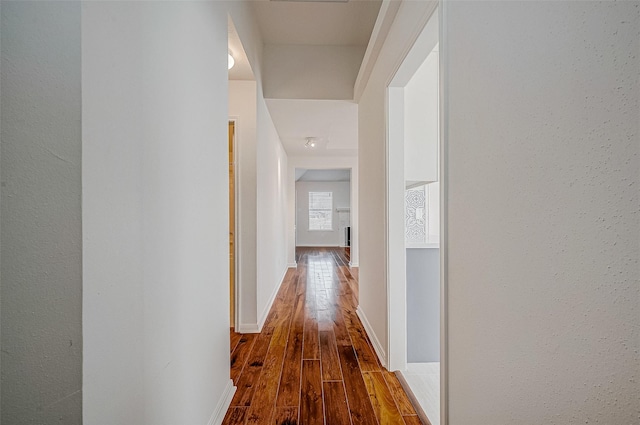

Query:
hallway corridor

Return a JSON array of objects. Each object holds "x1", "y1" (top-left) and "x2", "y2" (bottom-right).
[{"x1": 223, "y1": 248, "x2": 422, "y2": 425}]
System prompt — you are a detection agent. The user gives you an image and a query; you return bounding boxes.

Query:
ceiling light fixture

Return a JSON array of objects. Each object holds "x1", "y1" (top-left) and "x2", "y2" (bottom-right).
[
  {"x1": 228, "y1": 52, "x2": 235, "y2": 70},
  {"x1": 305, "y1": 137, "x2": 317, "y2": 148}
]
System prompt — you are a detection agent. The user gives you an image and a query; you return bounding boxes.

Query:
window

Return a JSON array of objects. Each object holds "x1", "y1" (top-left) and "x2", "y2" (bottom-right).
[{"x1": 309, "y1": 192, "x2": 333, "y2": 230}]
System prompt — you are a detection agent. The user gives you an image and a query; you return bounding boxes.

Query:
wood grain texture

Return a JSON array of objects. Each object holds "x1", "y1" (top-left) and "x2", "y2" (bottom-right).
[
  {"x1": 230, "y1": 333, "x2": 256, "y2": 384},
  {"x1": 337, "y1": 345, "x2": 379, "y2": 425},
  {"x1": 273, "y1": 407, "x2": 299, "y2": 425},
  {"x1": 320, "y1": 330, "x2": 342, "y2": 381},
  {"x1": 323, "y1": 381, "x2": 353, "y2": 425},
  {"x1": 362, "y1": 371, "x2": 404, "y2": 425},
  {"x1": 300, "y1": 360, "x2": 323, "y2": 425},
  {"x1": 382, "y1": 370, "x2": 418, "y2": 416},
  {"x1": 222, "y1": 407, "x2": 247, "y2": 425},
  {"x1": 223, "y1": 248, "x2": 420, "y2": 425},
  {"x1": 402, "y1": 415, "x2": 424, "y2": 425}
]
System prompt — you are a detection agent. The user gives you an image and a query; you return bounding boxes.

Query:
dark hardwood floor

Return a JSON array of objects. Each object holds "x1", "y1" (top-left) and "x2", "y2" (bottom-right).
[{"x1": 224, "y1": 247, "x2": 422, "y2": 425}]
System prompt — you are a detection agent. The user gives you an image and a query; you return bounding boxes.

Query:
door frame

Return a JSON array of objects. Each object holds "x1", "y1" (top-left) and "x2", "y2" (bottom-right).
[{"x1": 229, "y1": 117, "x2": 239, "y2": 329}]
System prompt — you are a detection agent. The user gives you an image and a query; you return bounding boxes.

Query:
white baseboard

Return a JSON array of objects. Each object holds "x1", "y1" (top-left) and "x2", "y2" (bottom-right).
[
  {"x1": 287, "y1": 262, "x2": 297, "y2": 268},
  {"x1": 207, "y1": 379, "x2": 236, "y2": 425},
  {"x1": 356, "y1": 306, "x2": 387, "y2": 368},
  {"x1": 236, "y1": 266, "x2": 289, "y2": 334},
  {"x1": 296, "y1": 244, "x2": 340, "y2": 247},
  {"x1": 236, "y1": 323, "x2": 260, "y2": 333},
  {"x1": 257, "y1": 265, "x2": 289, "y2": 331}
]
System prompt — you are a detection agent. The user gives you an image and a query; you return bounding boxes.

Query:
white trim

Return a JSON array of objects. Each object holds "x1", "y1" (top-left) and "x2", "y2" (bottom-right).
[
  {"x1": 439, "y1": 1, "x2": 449, "y2": 423},
  {"x1": 287, "y1": 262, "x2": 298, "y2": 268},
  {"x1": 257, "y1": 265, "x2": 289, "y2": 331},
  {"x1": 356, "y1": 306, "x2": 388, "y2": 368},
  {"x1": 236, "y1": 323, "x2": 260, "y2": 334},
  {"x1": 207, "y1": 379, "x2": 236, "y2": 425},
  {"x1": 236, "y1": 265, "x2": 289, "y2": 334},
  {"x1": 349, "y1": 262, "x2": 359, "y2": 268},
  {"x1": 296, "y1": 244, "x2": 341, "y2": 248},
  {"x1": 354, "y1": 0, "x2": 402, "y2": 101}
]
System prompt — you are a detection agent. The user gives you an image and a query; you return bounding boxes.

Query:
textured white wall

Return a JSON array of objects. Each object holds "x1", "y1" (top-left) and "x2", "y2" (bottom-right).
[
  {"x1": 83, "y1": 2, "x2": 231, "y2": 423},
  {"x1": 1, "y1": 2, "x2": 82, "y2": 423},
  {"x1": 443, "y1": 1, "x2": 640, "y2": 422},
  {"x1": 296, "y1": 181, "x2": 351, "y2": 247},
  {"x1": 229, "y1": 80, "x2": 259, "y2": 329}
]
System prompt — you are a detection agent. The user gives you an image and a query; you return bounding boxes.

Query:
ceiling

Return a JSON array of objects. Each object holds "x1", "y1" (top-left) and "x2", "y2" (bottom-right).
[
  {"x1": 228, "y1": 17, "x2": 254, "y2": 81},
  {"x1": 296, "y1": 169, "x2": 351, "y2": 182},
  {"x1": 253, "y1": 0, "x2": 382, "y2": 46},
  {"x1": 231, "y1": 0, "x2": 382, "y2": 157},
  {"x1": 266, "y1": 99, "x2": 358, "y2": 157}
]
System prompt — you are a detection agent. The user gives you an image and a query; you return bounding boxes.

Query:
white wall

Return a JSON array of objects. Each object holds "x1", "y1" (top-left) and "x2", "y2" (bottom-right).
[
  {"x1": 229, "y1": 5, "x2": 291, "y2": 333},
  {"x1": 229, "y1": 80, "x2": 258, "y2": 329},
  {"x1": 287, "y1": 156, "x2": 359, "y2": 267},
  {"x1": 83, "y1": 2, "x2": 231, "y2": 423},
  {"x1": 264, "y1": 44, "x2": 365, "y2": 100},
  {"x1": 443, "y1": 1, "x2": 639, "y2": 423},
  {"x1": 256, "y1": 99, "x2": 289, "y2": 327},
  {"x1": 358, "y1": 0, "x2": 438, "y2": 368},
  {"x1": 296, "y1": 181, "x2": 351, "y2": 247},
  {"x1": 404, "y1": 47, "x2": 438, "y2": 186},
  {"x1": 1, "y1": 2, "x2": 82, "y2": 423}
]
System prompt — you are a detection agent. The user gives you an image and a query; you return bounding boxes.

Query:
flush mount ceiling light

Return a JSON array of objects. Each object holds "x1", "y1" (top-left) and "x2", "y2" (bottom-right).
[
  {"x1": 228, "y1": 52, "x2": 235, "y2": 70},
  {"x1": 305, "y1": 137, "x2": 317, "y2": 148}
]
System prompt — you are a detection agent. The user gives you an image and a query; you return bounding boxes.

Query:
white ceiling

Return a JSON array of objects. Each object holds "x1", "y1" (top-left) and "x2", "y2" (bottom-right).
[
  {"x1": 296, "y1": 169, "x2": 351, "y2": 182},
  {"x1": 228, "y1": 17, "x2": 254, "y2": 81},
  {"x1": 266, "y1": 99, "x2": 358, "y2": 157},
  {"x1": 253, "y1": 0, "x2": 382, "y2": 46}
]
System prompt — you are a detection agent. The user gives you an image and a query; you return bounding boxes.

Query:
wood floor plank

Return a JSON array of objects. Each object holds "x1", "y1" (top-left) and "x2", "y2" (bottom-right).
[
  {"x1": 382, "y1": 370, "x2": 418, "y2": 416},
  {"x1": 273, "y1": 407, "x2": 299, "y2": 425},
  {"x1": 245, "y1": 315, "x2": 292, "y2": 424},
  {"x1": 319, "y1": 330, "x2": 342, "y2": 381},
  {"x1": 276, "y1": 330, "x2": 303, "y2": 407},
  {"x1": 402, "y1": 415, "x2": 424, "y2": 425},
  {"x1": 230, "y1": 333, "x2": 257, "y2": 384},
  {"x1": 323, "y1": 381, "x2": 353, "y2": 425},
  {"x1": 231, "y1": 327, "x2": 274, "y2": 406},
  {"x1": 302, "y1": 315, "x2": 319, "y2": 360},
  {"x1": 222, "y1": 407, "x2": 248, "y2": 425},
  {"x1": 337, "y1": 345, "x2": 379, "y2": 425},
  {"x1": 231, "y1": 330, "x2": 243, "y2": 354},
  {"x1": 224, "y1": 248, "x2": 419, "y2": 425},
  {"x1": 299, "y1": 360, "x2": 323, "y2": 425},
  {"x1": 362, "y1": 371, "x2": 404, "y2": 425}
]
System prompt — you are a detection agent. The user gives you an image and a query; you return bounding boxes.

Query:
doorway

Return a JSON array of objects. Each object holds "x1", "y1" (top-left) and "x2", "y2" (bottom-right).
[
  {"x1": 386, "y1": 6, "x2": 441, "y2": 425},
  {"x1": 294, "y1": 169, "x2": 352, "y2": 252},
  {"x1": 229, "y1": 121, "x2": 236, "y2": 328}
]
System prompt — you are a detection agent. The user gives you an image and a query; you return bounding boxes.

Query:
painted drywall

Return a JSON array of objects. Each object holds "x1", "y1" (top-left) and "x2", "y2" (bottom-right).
[
  {"x1": 443, "y1": 1, "x2": 640, "y2": 423},
  {"x1": 229, "y1": 5, "x2": 291, "y2": 333},
  {"x1": 83, "y1": 2, "x2": 232, "y2": 423},
  {"x1": 404, "y1": 48, "x2": 438, "y2": 185},
  {"x1": 358, "y1": 0, "x2": 438, "y2": 369},
  {"x1": 229, "y1": 80, "x2": 259, "y2": 329},
  {"x1": 406, "y1": 248, "x2": 440, "y2": 363},
  {"x1": 296, "y1": 181, "x2": 351, "y2": 247},
  {"x1": 1, "y1": 2, "x2": 82, "y2": 423},
  {"x1": 287, "y1": 156, "x2": 359, "y2": 267},
  {"x1": 264, "y1": 44, "x2": 365, "y2": 100},
  {"x1": 256, "y1": 97, "x2": 289, "y2": 326}
]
